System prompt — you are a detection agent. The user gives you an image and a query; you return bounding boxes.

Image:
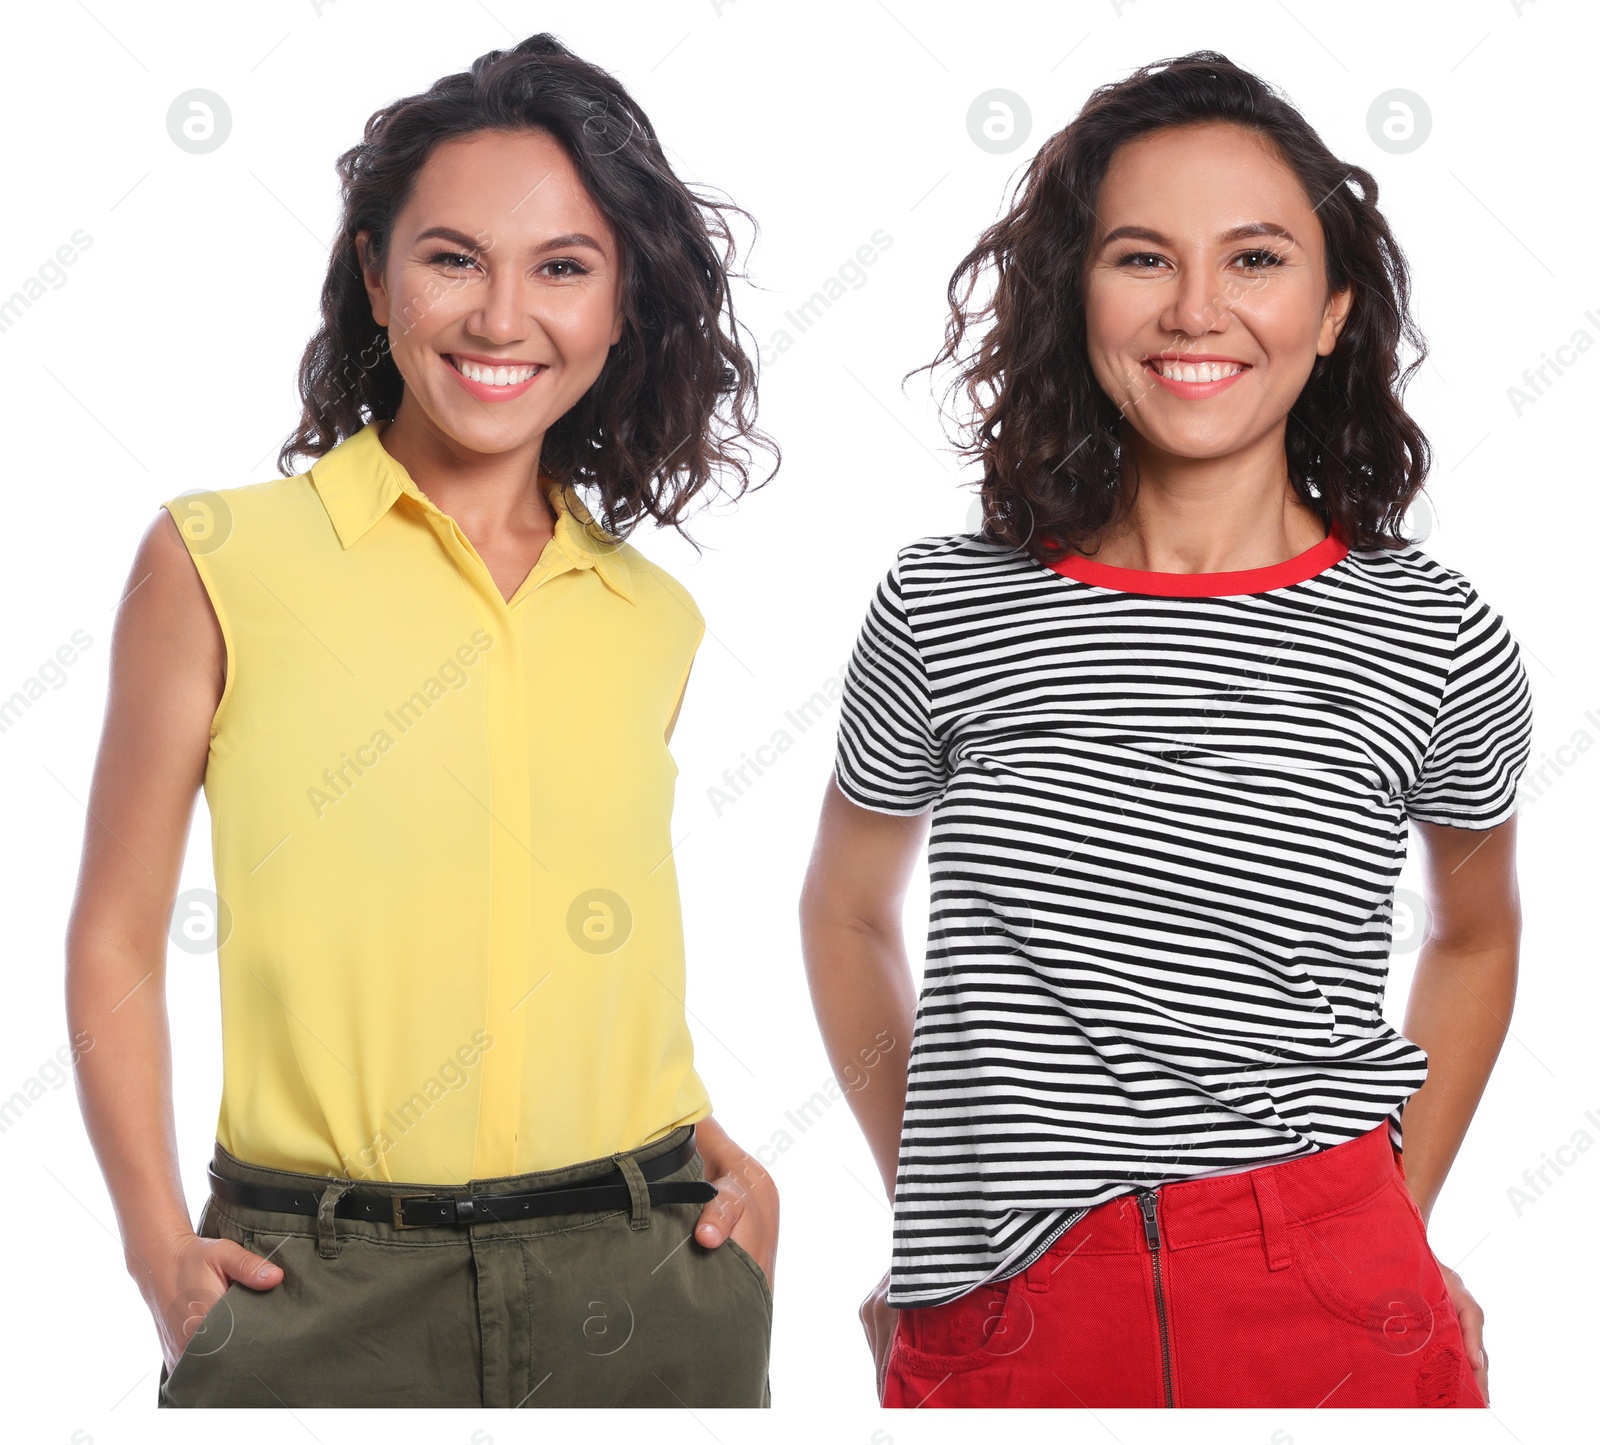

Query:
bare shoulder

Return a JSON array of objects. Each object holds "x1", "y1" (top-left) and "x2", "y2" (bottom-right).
[
  {"x1": 111, "y1": 509, "x2": 225, "y2": 732},
  {"x1": 68, "y1": 512, "x2": 229, "y2": 944}
]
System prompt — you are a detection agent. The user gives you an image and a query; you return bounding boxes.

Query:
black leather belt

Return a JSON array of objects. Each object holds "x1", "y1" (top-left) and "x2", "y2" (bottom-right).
[{"x1": 207, "y1": 1129, "x2": 717, "y2": 1229}]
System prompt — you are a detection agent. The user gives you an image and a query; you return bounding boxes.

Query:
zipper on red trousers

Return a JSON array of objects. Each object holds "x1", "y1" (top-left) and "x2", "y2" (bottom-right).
[{"x1": 1136, "y1": 1188, "x2": 1175, "y2": 1407}]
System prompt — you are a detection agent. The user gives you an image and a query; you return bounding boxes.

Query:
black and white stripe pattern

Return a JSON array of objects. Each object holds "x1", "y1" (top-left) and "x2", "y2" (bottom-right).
[{"x1": 832, "y1": 533, "x2": 1533, "y2": 1308}]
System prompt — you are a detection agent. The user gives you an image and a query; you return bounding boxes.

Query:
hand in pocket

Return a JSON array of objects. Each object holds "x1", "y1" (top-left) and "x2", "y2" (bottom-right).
[
  {"x1": 691, "y1": 1117, "x2": 780, "y2": 1290},
  {"x1": 1436, "y1": 1258, "x2": 1490, "y2": 1404},
  {"x1": 145, "y1": 1230, "x2": 285, "y2": 1373},
  {"x1": 859, "y1": 1269, "x2": 896, "y2": 1402}
]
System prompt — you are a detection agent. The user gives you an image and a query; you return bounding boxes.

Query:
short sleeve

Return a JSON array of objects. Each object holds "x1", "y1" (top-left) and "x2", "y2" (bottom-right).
[
  {"x1": 1404, "y1": 583, "x2": 1533, "y2": 829},
  {"x1": 832, "y1": 554, "x2": 946, "y2": 814}
]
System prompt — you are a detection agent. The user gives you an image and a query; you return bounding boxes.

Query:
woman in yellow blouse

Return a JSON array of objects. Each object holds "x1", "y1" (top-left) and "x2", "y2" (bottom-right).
[{"x1": 67, "y1": 34, "x2": 779, "y2": 1408}]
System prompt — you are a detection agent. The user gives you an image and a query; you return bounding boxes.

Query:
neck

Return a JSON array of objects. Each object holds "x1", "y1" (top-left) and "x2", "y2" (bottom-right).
[
  {"x1": 376, "y1": 406, "x2": 555, "y2": 536},
  {"x1": 1089, "y1": 437, "x2": 1326, "y2": 572}
]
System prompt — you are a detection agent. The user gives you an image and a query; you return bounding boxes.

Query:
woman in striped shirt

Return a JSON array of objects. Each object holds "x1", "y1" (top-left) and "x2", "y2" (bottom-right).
[{"x1": 801, "y1": 51, "x2": 1530, "y2": 1409}]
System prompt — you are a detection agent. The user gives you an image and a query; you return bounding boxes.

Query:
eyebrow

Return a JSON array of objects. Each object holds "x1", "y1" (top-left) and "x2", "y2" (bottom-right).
[
  {"x1": 1098, "y1": 222, "x2": 1297, "y2": 250},
  {"x1": 411, "y1": 225, "x2": 608, "y2": 255}
]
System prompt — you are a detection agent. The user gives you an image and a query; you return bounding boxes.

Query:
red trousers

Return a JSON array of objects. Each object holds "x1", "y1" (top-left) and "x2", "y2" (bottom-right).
[{"x1": 883, "y1": 1121, "x2": 1486, "y2": 1408}]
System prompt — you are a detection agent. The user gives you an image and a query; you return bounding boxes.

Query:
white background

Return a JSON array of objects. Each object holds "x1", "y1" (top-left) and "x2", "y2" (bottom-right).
[{"x1": 1, "y1": 1, "x2": 1593, "y2": 1441}]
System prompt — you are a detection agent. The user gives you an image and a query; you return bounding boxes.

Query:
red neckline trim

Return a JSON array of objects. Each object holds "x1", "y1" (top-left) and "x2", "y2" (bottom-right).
[{"x1": 1048, "y1": 530, "x2": 1349, "y2": 597}]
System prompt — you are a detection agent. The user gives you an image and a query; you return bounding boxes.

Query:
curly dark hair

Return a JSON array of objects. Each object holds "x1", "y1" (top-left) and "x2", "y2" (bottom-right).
[
  {"x1": 915, "y1": 50, "x2": 1430, "y2": 563},
  {"x1": 278, "y1": 32, "x2": 777, "y2": 541}
]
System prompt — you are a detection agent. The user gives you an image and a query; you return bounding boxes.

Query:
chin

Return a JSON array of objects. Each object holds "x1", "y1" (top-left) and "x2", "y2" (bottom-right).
[{"x1": 440, "y1": 409, "x2": 545, "y2": 453}]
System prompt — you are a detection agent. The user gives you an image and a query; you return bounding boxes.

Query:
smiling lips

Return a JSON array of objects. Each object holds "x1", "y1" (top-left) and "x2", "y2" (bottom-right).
[
  {"x1": 1143, "y1": 353, "x2": 1251, "y2": 397},
  {"x1": 445, "y1": 353, "x2": 547, "y2": 402}
]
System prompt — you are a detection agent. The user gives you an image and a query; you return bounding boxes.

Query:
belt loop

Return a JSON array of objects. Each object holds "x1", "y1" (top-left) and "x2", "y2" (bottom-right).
[
  {"x1": 1251, "y1": 1167, "x2": 1293, "y2": 1272},
  {"x1": 613, "y1": 1152, "x2": 651, "y2": 1232},
  {"x1": 316, "y1": 1180, "x2": 353, "y2": 1258}
]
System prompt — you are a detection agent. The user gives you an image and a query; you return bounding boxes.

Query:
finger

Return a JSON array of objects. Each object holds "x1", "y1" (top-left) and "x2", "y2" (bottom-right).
[
  {"x1": 694, "y1": 1178, "x2": 745, "y2": 1246},
  {"x1": 1445, "y1": 1284, "x2": 1489, "y2": 1402},
  {"x1": 1463, "y1": 1326, "x2": 1489, "y2": 1404},
  {"x1": 860, "y1": 1299, "x2": 885, "y2": 1360},
  {"x1": 1459, "y1": 1314, "x2": 1489, "y2": 1402},
  {"x1": 220, "y1": 1239, "x2": 284, "y2": 1289},
  {"x1": 876, "y1": 1311, "x2": 898, "y2": 1401},
  {"x1": 1454, "y1": 1297, "x2": 1485, "y2": 1366}
]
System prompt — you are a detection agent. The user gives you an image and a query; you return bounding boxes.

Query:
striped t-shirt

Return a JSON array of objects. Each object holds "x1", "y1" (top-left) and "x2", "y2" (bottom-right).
[{"x1": 832, "y1": 527, "x2": 1533, "y2": 1308}]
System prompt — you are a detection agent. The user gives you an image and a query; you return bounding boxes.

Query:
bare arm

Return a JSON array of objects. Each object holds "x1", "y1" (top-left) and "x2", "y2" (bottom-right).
[
  {"x1": 1394, "y1": 813, "x2": 1520, "y2": 1406},
  {"x1": 798, "y1": 778, "x2": 929, "y2": 1196},
  {"x1": 65, "y1": 510, "x2": 281, "y2": 1372},
  {"x1": 800, "y1": 777, "x2": 928, "y2": 1395},
  {"x1": 1398, "y1": 815, "x2": 1520, "y2": 1221}
]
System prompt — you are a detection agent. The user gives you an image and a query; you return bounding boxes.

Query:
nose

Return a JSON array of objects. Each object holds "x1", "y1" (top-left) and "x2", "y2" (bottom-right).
[
  {"x1": 1158, "y1": 260, "x2": 1237, "y2": 341},
  {"x1": 469, "y1": 268, "x2": 539, "y2": 347}
]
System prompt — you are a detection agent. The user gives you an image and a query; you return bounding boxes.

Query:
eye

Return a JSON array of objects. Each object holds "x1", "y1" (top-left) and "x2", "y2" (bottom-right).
[
  {"x1": 539, "y1": 258, "x2": 591, "y2": 278},
  {"x1": 427, "y1": 250, "x2": 479, "y2": 272},
  {"x1": 1114, "y1": 249, "x2": 1287, "y2": 272}
]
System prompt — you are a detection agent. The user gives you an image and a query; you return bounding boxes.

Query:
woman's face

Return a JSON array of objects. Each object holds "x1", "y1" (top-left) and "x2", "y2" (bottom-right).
[
  {"x1": 1082, "y1": 121, "x2": 1352, "y2": 467},
  {"x1": 359, "y1": 128, "x2": 625, "y2": 459}
]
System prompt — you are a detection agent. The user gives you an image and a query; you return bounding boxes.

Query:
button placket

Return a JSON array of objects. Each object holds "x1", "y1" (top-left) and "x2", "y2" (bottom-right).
[
  {"x1": 409, "y1": 502, "x2": 533, "y2": 1178},
  {"x1": 403, "y1": 490, "x2": 587, "y2": 1179}
]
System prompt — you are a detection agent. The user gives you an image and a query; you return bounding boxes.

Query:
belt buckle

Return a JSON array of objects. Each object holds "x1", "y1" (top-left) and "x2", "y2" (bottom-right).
[{"x1": 391, "y1": 1192, "x2": 444, "y2": 1229}]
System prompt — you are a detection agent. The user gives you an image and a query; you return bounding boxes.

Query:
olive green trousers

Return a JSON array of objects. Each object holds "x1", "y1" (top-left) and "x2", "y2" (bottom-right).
[{"x1": 157, "y1": 1125, "x2": 772, "y2": 1407}]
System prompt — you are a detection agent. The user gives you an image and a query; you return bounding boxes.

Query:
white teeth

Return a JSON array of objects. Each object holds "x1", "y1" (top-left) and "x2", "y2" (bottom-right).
[
  {"x1": 453, "y1": 358, "x2": 543, "y2": 385},
  {"x1": 1153, "y1": 360, "x2": 1244, "y2": 383}
]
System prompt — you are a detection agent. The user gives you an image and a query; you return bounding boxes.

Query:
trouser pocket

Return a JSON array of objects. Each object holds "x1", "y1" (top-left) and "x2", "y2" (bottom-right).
[
  {"x1": 1286, "y1": 1174, "x2": 1483, "y2": 1406},
  {"x1": 881, "y1": 1274, "x2": 1031, "y2": 1408},
  {"x1": 162, "y1": 1205, "x2": 484, "y2": 1408},
  {"x1": 156, "y1": 1197, "x2": 257, "y2": 1408},
  {"x1": 516, "y1": 1154, "x2": 773, "y2": 1407}
]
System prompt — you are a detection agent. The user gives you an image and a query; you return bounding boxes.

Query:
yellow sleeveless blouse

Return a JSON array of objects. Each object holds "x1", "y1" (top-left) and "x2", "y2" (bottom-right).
[{"x1": 162, "y1": 421, "x2": 711, "y2": 1183}]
